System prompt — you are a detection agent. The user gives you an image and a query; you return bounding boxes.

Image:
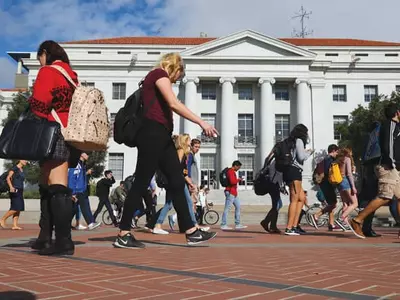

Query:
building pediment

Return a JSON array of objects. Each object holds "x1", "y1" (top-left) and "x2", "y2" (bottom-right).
[{"x1": 181, "y1": 30, "x2": 316, "y2": 59}]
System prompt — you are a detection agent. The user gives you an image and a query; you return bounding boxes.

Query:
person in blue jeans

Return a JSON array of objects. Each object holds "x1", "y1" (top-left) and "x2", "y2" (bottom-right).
[
  {"x1": 69, "y1": 153, "x2": 101, "y2": 231},
  {"x1": 221, "y1": 160, "x2": 247, "y2": 230}
]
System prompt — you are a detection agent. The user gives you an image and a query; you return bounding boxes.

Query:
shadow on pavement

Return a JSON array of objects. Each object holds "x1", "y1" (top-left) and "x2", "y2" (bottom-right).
[
  {"x1": 1, "y1": 241, "x2": 85, "y2": 248},
  {"x1": 0, "y1": 291, "x2": 36, "y2": 299}
]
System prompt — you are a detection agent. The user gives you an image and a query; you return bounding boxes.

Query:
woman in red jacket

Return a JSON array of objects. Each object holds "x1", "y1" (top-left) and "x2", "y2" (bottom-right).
[{"x1": 29, "y1": 41, "x2": 80, "y2": 256}]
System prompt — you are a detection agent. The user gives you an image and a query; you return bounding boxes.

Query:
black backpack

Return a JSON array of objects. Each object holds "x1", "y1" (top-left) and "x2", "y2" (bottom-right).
[
  {"x1": 0, "y1": 171, "x2": 9, "y2": 193},
  {"x1": 219, "y1": 167, "x2": 230, "y2": 187},
  {"x1": 123, "y1": 174, "x2": 136, "y2": 192},
  {"x1": 155, "y1": 170, "x2": 168, "y2": 189},
  {"x1": 113, "y1": 86, "x2": 157, "y2": 148},
  {"x1": 273, "y1": 138, "x2": 294, "y2": 172}
]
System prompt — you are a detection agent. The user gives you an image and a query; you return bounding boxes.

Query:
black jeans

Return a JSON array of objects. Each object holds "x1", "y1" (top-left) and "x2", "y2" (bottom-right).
[
  {"x1": 93, "y1": 195, "x2": 116, "y2": 223},
  {"x1": 120, "y1": 119, "x2": 193, "y2": 232}
]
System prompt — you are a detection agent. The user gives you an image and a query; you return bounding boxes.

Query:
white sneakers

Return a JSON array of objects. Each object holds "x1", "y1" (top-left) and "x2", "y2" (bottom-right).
[
  {"x1": 88, "y1": 222, "x2": 101, "y2": 230},
  {"x1": 221, "y1": 224, "x2": 248, "y2": 230},
  {"x1": 153, "y1": 228, "x2": 169, "y2": 235}
]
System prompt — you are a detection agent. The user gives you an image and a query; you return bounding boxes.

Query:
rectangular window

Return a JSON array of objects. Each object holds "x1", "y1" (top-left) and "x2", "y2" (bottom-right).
[
  {"x1": 355, "y1": 53, "x2": 368, "y2": 57},
  {"x1": 238, "y1": 84, "x2": 253, "y2": 100},
  {"x1": 237, "y1": 154, "x2": 255, "y2": 186},
  {"x1": 325, "y1": 53, "x2": 339, "y2": 57},
  {"x1": 333, "y1": 116, "x2": 348, "y2": 140},
  {"x1": 200, "y1": 113, "x2": 216, "y2": 127},
  {"x1": 83, "y1": 82, "x2": 95, "y2": 87},
  {"x1": 117, "y1": 51, "x2": 131, "y2": 54},
  {"x1": 88, "y1": 51, "x2": 101, "y2": 54},
  {"x1": 396, "y1": 85, "x2": 400, "y2": 92},
  {"x1": 238, "y1": 114, "x2": 254, "y2": 138},
  {"x1": 112, "y1": 83, "x2": 126, "y2": 100},
  {"x1": 275, "y1": 114, "x2": 290, "y2": 143},
  {"x1": 332, "y1": 85, "x2": 347, "y2": 102},
  {"x1": 108, "y1": 153, "x2": 124, "y2": 180},
  {"x1": 385, "y1": 53, "x2": 399, "y2": 57},
  {"x1": 109, "y1": 113, "x2": 117, "y2": 137},
  {"x1": 200, "y1": 154, "x2": 217, "y2": 189},
  {"x1": 147, "y1": 51, "x2": 161, "y2": 55},
  {"x1": 201, "y1": 83, "x2": 217, "y2": 100},
  {"x1": 364, "y1": 85, "x2": 378, "y2": 102},
  {"x1": 274, "y1": 84, "x2": 289, "y2": 101}
]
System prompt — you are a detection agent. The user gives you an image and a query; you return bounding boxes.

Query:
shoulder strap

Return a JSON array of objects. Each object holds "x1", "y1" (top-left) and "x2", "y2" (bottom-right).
[{"x1": 48, "y1": 65, "x2": 78, "y2": 88}]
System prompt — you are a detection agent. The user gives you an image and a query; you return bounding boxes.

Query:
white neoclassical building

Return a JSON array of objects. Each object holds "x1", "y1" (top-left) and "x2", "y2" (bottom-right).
[{"x1": 4, "y1": 29, "x2": 400, "y2": 191}]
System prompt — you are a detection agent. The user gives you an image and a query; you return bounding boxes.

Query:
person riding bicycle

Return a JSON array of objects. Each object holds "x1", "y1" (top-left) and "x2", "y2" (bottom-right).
[
  {"x1": 110, "y1": 181, "x2": 127, "y2": 217},
  {"x1": 195, "y1": 185, "x2": 209, "y2": 225}
]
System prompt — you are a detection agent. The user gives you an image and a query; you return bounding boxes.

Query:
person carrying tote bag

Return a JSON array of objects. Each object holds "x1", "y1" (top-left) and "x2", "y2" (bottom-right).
[{"x1": 27, "y1": 40, "x2": 81, "y2": 256}]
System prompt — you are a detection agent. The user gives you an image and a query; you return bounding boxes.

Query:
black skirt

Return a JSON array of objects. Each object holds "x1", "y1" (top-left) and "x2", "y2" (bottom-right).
[
  {"x1": 40, "y1": 135, "x2": 81, "y2": 168},
  {"x1": 10, "y1": 189, "x2": 24, "y2": 211}
]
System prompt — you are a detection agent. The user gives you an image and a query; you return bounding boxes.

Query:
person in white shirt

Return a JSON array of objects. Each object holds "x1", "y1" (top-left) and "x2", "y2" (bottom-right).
[{"x1": 196, "y1": 185, "x2": 209, "y2": 225}]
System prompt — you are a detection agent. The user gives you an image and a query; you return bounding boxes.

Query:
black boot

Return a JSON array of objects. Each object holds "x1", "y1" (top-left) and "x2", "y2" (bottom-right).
[
  {"x1": 260, "y1": 209, "x2": 274, "y2": 232},
  {"x1": 39, "y1": 185, "x2": 74, "y2": 256},
  {"x1": 31, "y1": 185, "x2": 53, "y2": 251},
  {"x1": 269, "y1": 210, "x2": 281, "y2": 234}
]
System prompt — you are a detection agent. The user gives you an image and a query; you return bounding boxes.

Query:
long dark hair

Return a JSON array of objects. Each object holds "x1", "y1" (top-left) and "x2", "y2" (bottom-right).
[
  {"x1": 289, "y1": 124, "x2": 309, "y2": 147},
  {"x1": 37, "y1": 40, "x2": 70, "y2": 65}
]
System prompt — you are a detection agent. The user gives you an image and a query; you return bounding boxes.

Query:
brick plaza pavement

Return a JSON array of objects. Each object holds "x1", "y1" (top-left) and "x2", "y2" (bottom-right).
[{"x1": 1, "y1": 224, "x2": 400, "y2": 300}]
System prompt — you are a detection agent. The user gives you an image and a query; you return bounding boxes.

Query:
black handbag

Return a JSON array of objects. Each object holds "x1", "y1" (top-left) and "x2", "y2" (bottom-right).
[{"x1": 0, "y1": 108, "x2": 61, "y2": 161}]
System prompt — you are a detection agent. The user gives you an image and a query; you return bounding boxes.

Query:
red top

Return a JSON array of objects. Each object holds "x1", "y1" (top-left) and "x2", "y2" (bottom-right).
[
  {"x1": 225, "y1": 168, "x2": 240, "y2": 197},
  {"x1": 29, "y1": 61, "x2": 78, "y2": 127},
  {"x1": 142, "y1": 68, "x2": 173, "y2": 131}
]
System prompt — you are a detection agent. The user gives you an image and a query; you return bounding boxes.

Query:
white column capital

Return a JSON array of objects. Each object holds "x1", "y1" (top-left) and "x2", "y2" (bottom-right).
[
  {"x1": 182, "y1": 76, "x2": 199, "y2": 85},
  {"x1": 295, "y1": 78, "x2": 310, "y2": 86},
  {"x1": 219, "y1": 77, "x2": 236, "y2": 85},
  {"x1": 258, "y1": 78, "x2": 275, "y2": 86}
]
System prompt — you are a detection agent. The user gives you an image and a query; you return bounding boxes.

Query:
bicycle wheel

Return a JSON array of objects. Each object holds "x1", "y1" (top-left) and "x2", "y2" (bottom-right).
[
  {"x1": 102, "y1": 210, "x2": 113, "y2": 226},
  {"x1": 305, "y1": 206, "x2": 321, "y2": 226},
  {"x1": 204, "y1": 210, "x2": 219, "y2": 225}
]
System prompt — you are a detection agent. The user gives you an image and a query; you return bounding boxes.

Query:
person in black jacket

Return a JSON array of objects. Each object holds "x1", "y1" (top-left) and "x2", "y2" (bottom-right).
[
  {"x1": 350, "y1": 102, "x2": 400, "y2": 239},
  {"x1": 93, "y1": 170, "x2": 118, "y2": 226}
]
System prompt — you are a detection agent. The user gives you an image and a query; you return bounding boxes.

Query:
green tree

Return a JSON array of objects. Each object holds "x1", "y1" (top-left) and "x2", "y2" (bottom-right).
[
  {"x1": 337, "y1": 92, "x2": 400, "y2": 168},
  {"x1": 2, "y1": 91, "x2": 107, "y2": 184}
]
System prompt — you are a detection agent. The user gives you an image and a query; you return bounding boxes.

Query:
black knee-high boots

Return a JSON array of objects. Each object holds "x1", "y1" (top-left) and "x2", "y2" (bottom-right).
[{"x1": 37, "y1": 184, "x2": 75, "y2": 256}]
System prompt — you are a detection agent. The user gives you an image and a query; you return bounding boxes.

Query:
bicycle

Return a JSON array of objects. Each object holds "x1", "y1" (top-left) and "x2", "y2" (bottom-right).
[
  {"x1": 203, "y1": 202, "x2": 220, "y2": 225},
  {"x1": 102, "y1": 204, "x2": 136, "y2": 228},
  {"x1": 305, "y1": 196, "x2": 359, "y2": 227}
]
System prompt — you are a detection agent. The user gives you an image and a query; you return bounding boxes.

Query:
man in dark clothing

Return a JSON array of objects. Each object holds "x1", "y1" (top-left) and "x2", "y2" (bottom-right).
[
  {"x1": 350, "y1": 102, "x2": 400, "y2": 239},
  {"x1": 311, "y1": 144, "x2": 340, "y2": 231},
  {"x1": 93, "y1": 170, "x2": 118, "y2": 226}
]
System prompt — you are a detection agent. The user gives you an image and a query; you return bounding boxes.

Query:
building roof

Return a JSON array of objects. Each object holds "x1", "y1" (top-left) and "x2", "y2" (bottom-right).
[{"x1": 63, "y1": 36, "x2": 400, "y2": 47}]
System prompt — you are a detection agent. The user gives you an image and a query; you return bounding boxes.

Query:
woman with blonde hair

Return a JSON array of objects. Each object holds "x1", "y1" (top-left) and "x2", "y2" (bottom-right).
[
  {"x1": 150, "y1": 134, "x2": 204, "y2": 234},
  {"x1": 335, "y1": 147, "x2": 358, "y2": 230},
  {"x1": 114, "y1": 53, "x2": 218, "y2": 248}
]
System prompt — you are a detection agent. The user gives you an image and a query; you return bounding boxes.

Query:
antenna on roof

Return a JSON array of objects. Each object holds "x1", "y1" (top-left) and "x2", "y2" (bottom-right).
[
  {"x1": 291, "y1": 5, "x2": 313, "y2": 38},
  {"x1": 200, "y1": 32, "x2": 208, "y2": 38},
  {"x1": 156, "y1": 27, "x2": 162, "y2": 36}
]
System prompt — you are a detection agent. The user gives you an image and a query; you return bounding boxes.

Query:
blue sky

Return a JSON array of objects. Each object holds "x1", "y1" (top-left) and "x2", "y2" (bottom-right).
[{"x1": 2, "y1": 0, "x2": 400, "y2": 88}]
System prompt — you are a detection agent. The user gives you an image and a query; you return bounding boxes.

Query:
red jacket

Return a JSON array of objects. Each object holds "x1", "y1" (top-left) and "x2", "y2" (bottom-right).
[
  {"x1": 225, "y1": 168, "x2": 240, "y2": 197},
  {"x1": 29, "y1": 61, "x2": 78, "y2": 127}
]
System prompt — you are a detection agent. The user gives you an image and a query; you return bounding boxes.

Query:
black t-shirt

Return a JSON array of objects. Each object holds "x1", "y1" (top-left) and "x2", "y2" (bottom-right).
[{"x1": 96, "y1": 177, "x2": 116, "y2": 198}]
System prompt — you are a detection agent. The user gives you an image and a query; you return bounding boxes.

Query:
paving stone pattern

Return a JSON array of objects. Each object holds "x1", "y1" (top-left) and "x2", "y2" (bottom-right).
[{"x1": 1, "y1": 224, "x2": 400, "y2": 299}]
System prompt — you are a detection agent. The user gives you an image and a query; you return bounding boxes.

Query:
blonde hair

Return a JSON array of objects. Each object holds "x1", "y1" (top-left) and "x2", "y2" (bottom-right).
[
  {"x1": 175, "y1": 134, "x2": 191, "y2": 156},
  {"x1": 158, "y1": 53, "x2": 184, "y2": 81},
  {"x1": 338, "y1": 147, "x2": 355, "y2": 169}
]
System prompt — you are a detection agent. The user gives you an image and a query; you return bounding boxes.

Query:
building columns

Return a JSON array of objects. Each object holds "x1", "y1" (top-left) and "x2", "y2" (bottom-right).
[
  {"x1": 258, "y1": 77, "x2": 275, "y2": 167},
  {"x1": 219, "y1": 77, "x2": 236, "y2": 171},
  {"x1": 182, "y1": 76, "x2": 199, "y2": 138}
]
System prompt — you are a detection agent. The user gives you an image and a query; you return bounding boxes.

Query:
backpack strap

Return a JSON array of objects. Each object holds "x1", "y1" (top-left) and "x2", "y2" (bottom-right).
[{"x1": 47, "y1": 65, "x2": 78, "y2": 88}]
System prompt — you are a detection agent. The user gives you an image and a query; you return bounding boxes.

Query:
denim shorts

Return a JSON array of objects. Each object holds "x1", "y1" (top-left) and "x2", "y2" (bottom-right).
[{"x1": 338, "y1": 176, "x2": 351, "y2": 191}]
